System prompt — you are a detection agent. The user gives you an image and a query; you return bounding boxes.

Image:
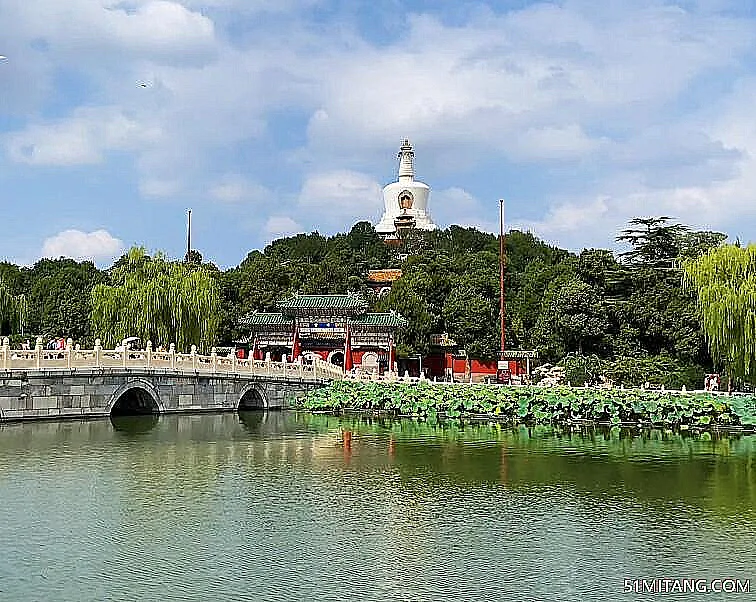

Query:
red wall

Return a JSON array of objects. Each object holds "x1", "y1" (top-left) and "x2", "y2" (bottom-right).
[
  {"x1": 444, "y1": 355, "x2": 525, "y2": 376},
  {"x1": 445, "y1": 356, "x2": 497, "y2": 375}
]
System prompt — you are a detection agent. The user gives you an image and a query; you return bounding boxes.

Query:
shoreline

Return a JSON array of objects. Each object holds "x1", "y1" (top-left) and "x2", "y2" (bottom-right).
[{"x1": 312, "y1": 407, "x2": 756, "y2": 434}]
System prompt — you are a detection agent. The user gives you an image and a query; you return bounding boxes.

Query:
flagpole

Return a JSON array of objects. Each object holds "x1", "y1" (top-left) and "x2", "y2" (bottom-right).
[
  {"x1": 499, "y1": 199, "x2": 506, "y2": 353},
  {"x1": 343, "y1": 320, "x2": 352, "y2": 373},
  {"x1": 186, "y1": 208, "x2": 192, "y2": 262}
]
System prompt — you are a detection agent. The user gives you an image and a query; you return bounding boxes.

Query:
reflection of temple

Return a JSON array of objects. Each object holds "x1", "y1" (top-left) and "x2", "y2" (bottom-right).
[
  {"x1": 240, "y1": 294, "x2": 407, "y2": 373},
  {"x1": 375, "y1": 139, "x2": 437, "y2": 240}
]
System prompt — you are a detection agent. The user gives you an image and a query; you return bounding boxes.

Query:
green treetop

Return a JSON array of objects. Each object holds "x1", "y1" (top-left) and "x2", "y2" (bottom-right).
[{"x1": 91, "y1": 247, "x2": 220, "y2": 351}]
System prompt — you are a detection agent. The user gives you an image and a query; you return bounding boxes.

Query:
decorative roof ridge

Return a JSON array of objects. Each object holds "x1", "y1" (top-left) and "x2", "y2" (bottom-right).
[{"x1": 288, "y1": 292, "x2": 363, "y2": 297}]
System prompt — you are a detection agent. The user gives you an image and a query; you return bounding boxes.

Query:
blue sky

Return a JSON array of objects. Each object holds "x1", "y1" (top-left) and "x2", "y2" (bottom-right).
[{"x1": 2, "y1": 0, "x2": 756, "y2": 268}]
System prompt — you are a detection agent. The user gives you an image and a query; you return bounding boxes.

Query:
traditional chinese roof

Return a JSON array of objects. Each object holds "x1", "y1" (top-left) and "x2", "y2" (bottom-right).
[
  {"x1": 367, "y1": 269, "x2": 403, "y2": 283},
  {"x1": 277, "y1": 293, "x2": 368, "y2": 316},
  {"x1": 351, "y1": 312, "x2": 408, "y2": 328},
  {"x1": 239, "y1": 310, "x2": 407, "y2": 332},
  {"x1": 239, "y1": 312, "x2": 293, "y2": 327}
]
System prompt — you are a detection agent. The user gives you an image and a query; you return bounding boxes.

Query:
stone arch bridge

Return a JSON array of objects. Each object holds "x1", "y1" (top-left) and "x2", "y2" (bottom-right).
[{"x1": 0, "y1": 340, "x2": 341, "y2": 421}]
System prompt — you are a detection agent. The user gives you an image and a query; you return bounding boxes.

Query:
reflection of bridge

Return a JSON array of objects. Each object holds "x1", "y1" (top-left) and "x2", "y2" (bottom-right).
[{"x1": 0, "y1": 338, "x2": 343, "y2": 421}]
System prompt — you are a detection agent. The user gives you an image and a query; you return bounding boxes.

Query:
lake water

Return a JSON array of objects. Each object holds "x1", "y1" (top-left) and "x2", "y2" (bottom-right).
[{"x1": 0, "y1": 412, "x2": 754, "y2": 601}]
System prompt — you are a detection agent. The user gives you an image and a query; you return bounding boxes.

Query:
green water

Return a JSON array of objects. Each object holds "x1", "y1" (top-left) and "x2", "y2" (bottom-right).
[{"x1": 0, "y1": 412, "x2": 754, "y2": 601}]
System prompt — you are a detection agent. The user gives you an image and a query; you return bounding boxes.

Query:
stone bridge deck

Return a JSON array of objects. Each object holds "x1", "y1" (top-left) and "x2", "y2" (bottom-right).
[{"x1": 0, "y1": 340, "x2": 342, "y2": 421}]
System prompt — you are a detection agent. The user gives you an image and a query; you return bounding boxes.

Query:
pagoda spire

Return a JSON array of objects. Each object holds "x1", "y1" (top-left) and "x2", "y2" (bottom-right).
[{"x1": 397, "y1": 138, "x2": 414, "y2": 181}]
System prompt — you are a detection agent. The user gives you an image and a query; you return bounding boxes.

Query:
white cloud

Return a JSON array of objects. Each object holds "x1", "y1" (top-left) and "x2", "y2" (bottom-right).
[
  {"x1": 139, "y1": 177, "x2": 183, "y2": 198},
  {"x1": 10, "y1": 0, "x2": 216, "y2": 62},
  {"x1": 297, "y1": 170, "x2": 383, "y2": 227},
  {"x1": 515, "y1": 196, "x2": 612, "y2": 247},
  {"x1": 209, "y1": 175, "x2": 271, "y2": 204},
  {"x1": 3, "y1": 0, "x2": 756, "y2": 257},
  {"x1": 6, "y1": 107, "x2": 160, "y2": 166},
  {"x1": 264, "y1": 216, "x2": 302, "y2": 238},
  {"x1": 513, "y1": 124, "x2": 607, "y2": 161},
  {"x1": 431, "y1": 187, "x2": 498, "y2": 231},
  {"x1": 512, "y1": 72, "x2": 756, "y2": 251},
  {"x1": 303, "y1": 5, "x2": 754, "y2": 165},
  {"x1": 41, "y1": 229, "x2": 124, "y2": 263},
  {"x1": 181, "y1": 0, "x2": 320, "y2": 12}
]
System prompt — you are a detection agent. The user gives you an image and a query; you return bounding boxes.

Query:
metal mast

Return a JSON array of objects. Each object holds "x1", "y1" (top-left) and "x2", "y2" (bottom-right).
[
  {"x1": 186, "y1": 209, "x2": 192, "y2": 262},
  {"x1": 499, "y1": 199, "x2": 505, "y2": 352}
]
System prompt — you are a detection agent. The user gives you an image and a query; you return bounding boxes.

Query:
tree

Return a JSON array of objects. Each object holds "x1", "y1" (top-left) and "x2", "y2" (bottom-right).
[
  {"x1": 91, "y1": 247, "x2": 220, "y2": 351},
  {"x1": 683, "y1": 244, "x2": 756, "y2": 383},
  {"x1": 612, "y1": 217, "x2": 723, "y2": 366},
  {"x1": 616, "y1": 217, "x2": 690, "y2": 268},
  {"x1": 377, "y1": 278, "x2": 436, "y2": 356},
  {"x1": 0, "y1": 277, "x2": 27, "y2": 336},
  {"x1": 24, "y1": 258, "x2": 104, "y2": 342},
  {"x1": 533, "y1": 278, "x2": 610, "y2": 359},
  {"x1": 442, "y1": 286, "x2": 498, "y2": 361}
]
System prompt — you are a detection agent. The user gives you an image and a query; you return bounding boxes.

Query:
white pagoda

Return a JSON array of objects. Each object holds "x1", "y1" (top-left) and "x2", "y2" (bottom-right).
[{"x1": 375, "y1": 139, "x2": 437, "y2": 237}]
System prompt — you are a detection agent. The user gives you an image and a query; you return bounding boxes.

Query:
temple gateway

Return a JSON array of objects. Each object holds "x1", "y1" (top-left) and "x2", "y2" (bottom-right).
[
  {"x1": 375, "y1": 139, "x2": 437, "y2": 239},
  {"x1": 240, "y1": 293, "x2": 407, "y2": 373}
]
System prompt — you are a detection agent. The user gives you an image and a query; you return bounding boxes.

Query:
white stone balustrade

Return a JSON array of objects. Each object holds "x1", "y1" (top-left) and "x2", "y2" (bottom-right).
[{"x1": 0, "y1": 337, "x2": 344, "y2": 382}]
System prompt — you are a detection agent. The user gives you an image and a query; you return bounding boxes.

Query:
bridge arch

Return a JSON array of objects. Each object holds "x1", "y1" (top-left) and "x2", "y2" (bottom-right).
[
  {"x1": 237, "y1": 383, "x2": 268, "y2": 411},
  {"x1": 108, "y1": 379, "x2": 165, "y2": 416}
]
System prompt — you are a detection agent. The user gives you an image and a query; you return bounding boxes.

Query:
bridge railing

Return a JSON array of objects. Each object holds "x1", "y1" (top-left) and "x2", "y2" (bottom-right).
[{"x1": 0, "y1": 337, "x2": 345, "y2": 381}]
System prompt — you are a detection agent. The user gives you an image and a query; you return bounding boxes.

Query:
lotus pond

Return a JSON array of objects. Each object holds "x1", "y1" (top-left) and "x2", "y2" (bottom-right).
[{"x1": 300, "y1": 381, "x2": 756, "y2": 429}]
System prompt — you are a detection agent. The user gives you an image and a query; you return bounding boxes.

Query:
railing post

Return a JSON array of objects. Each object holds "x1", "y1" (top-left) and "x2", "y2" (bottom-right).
[
  {"x1": 211, "y1": 347, "x2": 217, "y2": 372},
  {"x1": 170, "y1": 343, "x2": 175, "y2": 370},
  {"x1": 35, "y1": 336, "x2": 43, "y2": 369},
  {"x1": 299, "y1": 361, "x2": 304, "y2": 379},
  {"x1": 94, "y1": 338, "x2": 101, "y2": 367},
  {"x1": 191, "y1": 345, "x2": 197, "y2": 370},
  {"x1": 122, "y1": 341, "x2": 127, "y2": 368},
  {"x1": 267, "y1": 352, "x2": 272, "y2": 376},
  {"x1": 250, "y1": 351, "x2": 254, "y2": 374},
  {"x1": 232, "y1": 349, "x2": 237, "y2": 373},
  {"x1": 2, "y1": 337, "x2": 9, "y2": 370},
  {"x1": 314, "y1": 360, "x2": 318, "y2": 380},
  {"x1": 66, "y1": 338, "x2": 73, "y2": 369},
  {"x1": 146, "y1": 340, "x2": 153, "y2": 368}
]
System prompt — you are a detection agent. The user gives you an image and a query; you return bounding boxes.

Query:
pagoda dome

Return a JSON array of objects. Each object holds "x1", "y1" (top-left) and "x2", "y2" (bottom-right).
[{"x1": 375, "y1": 139, "x2": 437, "y2": 236}]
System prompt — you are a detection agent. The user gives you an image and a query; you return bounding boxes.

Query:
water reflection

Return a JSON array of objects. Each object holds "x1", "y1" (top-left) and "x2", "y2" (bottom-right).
[
  {"x1": 110, "y1": 414, "x2": 160, "y2": 435},
  {"x1": 237, "y1": 409, "x2": 265, "y2": 434},
  {"x1": 0, "y1": 412, "x2": 753, "y2": 602}
]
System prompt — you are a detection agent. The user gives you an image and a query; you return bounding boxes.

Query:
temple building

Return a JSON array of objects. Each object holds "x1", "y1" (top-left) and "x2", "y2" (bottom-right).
[
  {"x1": 366, "y1": 268, "x2": 403, "y2": 296},
  {"x1": 239, "y1": 293, "x2": 407, "y2": 374},
  {"x1": 375, "y1": 139, "x2": 437, "y2": 239}
]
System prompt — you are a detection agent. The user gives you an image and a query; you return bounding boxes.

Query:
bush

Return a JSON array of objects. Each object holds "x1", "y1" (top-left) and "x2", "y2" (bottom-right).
[{"x1": 558, "y1": 353, "x2": 605, "y2": 386}]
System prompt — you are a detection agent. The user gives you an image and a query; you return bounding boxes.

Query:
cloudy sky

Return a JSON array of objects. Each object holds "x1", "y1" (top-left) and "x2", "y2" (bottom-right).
[{"x1": 1, "y1": 0, "x2": 756, "y2": 267}]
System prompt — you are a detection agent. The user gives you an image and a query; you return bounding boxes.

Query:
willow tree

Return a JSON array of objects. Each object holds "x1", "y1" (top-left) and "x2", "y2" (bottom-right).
[
  {"x1": 682, "y1": 244, "x2": 756, "y2": 382},
  {"x1": 91, "y1": 247, "x2": 220, "y2": 351},
  {"x1": 0, "y1": 277, "x2": 27, "y2": 336}
]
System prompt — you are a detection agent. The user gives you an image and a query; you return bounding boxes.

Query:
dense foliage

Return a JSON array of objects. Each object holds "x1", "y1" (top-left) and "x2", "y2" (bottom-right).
[
  {"x1": 0, "y1": 276, "x2": 27, "y2": 336},
  {"x1": 683, "y1": 244, "x2": 756, "y2": 384},
  {"x1": 0, "y1": 217, "x2": 730, "y2": 386},
  {"x1": 90, "y1": 247, "x2": 220, "y2": 351},
  {"x1": 300, "y1": 381, "x2": 756, "y2": 428},
  {"x1": 0, "y1": 258, "x2": 102, "y2": 344}
]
